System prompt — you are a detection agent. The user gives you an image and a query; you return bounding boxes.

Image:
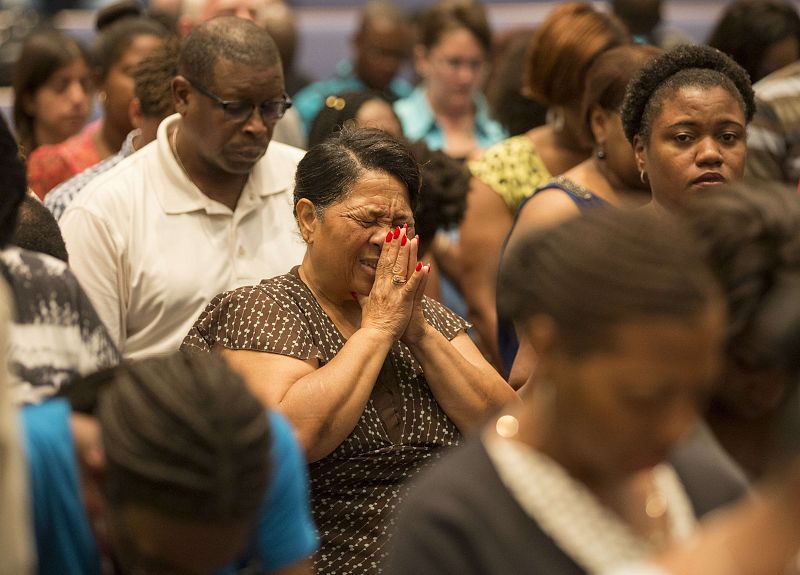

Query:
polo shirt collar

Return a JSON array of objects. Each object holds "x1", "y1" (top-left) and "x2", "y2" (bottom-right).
[{"x1": 154, "y1": 114, "x2": 286, "y2": 216}]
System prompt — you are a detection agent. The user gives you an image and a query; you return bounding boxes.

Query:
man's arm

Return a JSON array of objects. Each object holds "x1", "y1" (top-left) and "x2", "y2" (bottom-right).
[{"x1": 60, "y1": 207, "x2": 127, "y2": 350}]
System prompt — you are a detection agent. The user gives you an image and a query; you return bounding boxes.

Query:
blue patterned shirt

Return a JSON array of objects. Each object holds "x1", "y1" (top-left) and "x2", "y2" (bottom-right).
[{"x1": 45, "y1": 130, "x2": 138, "y2": 221}]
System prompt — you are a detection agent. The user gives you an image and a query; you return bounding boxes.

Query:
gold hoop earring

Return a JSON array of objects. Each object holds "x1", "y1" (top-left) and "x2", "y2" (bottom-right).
[{"x1": 640, "y1": 170, "x2": 648, "y2": 184}]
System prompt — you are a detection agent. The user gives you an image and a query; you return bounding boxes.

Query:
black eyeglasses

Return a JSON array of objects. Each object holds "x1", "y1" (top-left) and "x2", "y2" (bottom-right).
[{"x1": 187, "y1": 78, "x2": 292, "y2": 124}]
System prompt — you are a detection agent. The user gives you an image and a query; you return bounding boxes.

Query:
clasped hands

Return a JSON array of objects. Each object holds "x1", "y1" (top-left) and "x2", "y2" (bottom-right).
[{"x1": 354, "y1": 224, "x2": 431, "y2": 345}]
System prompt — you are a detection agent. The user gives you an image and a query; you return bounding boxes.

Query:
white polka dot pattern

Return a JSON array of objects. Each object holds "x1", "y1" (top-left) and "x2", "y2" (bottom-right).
[{"x1": 182, "y1": 269, "x2": 470, "y2": 574}]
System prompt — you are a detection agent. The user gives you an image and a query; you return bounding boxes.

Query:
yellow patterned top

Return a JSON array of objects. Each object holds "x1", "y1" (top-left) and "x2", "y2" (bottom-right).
[{"x1": 468, "y1": 134, "x2": 552, "y2": 214}]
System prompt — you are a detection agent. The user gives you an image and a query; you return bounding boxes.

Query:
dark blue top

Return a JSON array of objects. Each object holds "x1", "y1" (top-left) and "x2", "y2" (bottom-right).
[{"x1": 497, "y1": 177, "x2": 612, "y2": 374}]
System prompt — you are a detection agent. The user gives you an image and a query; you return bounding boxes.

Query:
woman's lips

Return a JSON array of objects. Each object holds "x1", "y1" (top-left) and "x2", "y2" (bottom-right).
[{"x1": 691, "y1": 172, "x2": 726, "y2": 186}]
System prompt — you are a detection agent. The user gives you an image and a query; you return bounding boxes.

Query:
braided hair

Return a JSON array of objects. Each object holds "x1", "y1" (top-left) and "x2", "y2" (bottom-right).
[
  {"x1": 99, "y1": 352, "x2": 271, "y2": 521},
  {"x1": 498, "y1": 208, "x2": 720, "y2": 357},
  {"x1": 621, "y1": 44, "x2": 755, "y2": 145}
]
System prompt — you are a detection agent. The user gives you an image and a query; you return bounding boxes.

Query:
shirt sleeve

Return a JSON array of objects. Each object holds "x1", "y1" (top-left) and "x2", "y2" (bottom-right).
[
  {"x1": 422, "y1": 296, "x2": 471, "y2": 340},
  {"x1": 27, "y1": 147, "x2": 72, "y2": 200},
  {"x1": 253, "y1": 411, "x2": 318, "y2": 572},
  {"x1": 182, "y1": 282, "x2": 323, "y2": 362},
  {"x1": 60, "y1": 206, "x2": 127, "y2": 350}
]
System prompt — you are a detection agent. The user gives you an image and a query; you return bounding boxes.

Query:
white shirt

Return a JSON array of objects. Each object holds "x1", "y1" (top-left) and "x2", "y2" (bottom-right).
[{"x1": 60, "y1": 113, "x2": 306, "y2": 359}]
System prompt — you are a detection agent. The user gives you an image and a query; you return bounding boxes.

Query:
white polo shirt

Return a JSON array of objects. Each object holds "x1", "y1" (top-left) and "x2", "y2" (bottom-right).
[{"x1": 60, "y1": 113, "x2": 306, "y2": 359}]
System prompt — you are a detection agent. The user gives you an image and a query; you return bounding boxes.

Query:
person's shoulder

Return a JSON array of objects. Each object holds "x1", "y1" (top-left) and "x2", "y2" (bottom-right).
[
  {"x1": 266, "y1": 410, "x2": 300, "y2": 461},
  {"x1": 21, "y1": 399, "x2": 74, "y2": 469},
  {"x1": 669, "y1": 424, "x2": 750, "y2": 518},
  {"x1": 65, "y1": 146, "x2": 155, "y2": 217},
  {"x1": 0, "y1": 245, "x2": 69, "y2": 278},
  {"x1": 403, "y1": 439, "x2": 495, "y2": 509},
  {"x1": 264, "y1": 140, "x2": 306, "y2": 164},
  {"x1": 752, "y1": 62, "x2": 800, "y2": 111}
]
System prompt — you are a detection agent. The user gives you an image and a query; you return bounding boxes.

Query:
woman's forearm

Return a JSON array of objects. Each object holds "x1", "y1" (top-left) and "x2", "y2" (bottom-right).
[
  {"x1": 407, "y1": 329, "x2": 518, "y2": 433},
  {"x1": 278, "y1": 327, "x2": 393, "y2": 462}
]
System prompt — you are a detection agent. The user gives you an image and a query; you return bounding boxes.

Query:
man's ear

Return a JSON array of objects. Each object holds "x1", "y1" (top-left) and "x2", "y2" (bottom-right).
[
  {"x1": 172, "y1": 76, "x2": 191, "y2": 116},
  {"x1": 294, "y1": 198, "x2": 318, "y2": 245}
]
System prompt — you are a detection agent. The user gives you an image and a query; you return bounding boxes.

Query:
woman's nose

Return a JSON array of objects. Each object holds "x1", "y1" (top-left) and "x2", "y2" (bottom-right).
[
  {"x1": 68, "y1": 80, "x2": 88, "y2": 104},
  {"x1": 695, "y1": 137, "x2": 723, "y2": 165}
]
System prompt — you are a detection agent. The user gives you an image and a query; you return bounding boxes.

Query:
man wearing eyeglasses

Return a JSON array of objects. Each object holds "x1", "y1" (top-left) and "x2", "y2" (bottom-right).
[{"x1": 60, "y1": 17, "x2": 307, "y2": 362}]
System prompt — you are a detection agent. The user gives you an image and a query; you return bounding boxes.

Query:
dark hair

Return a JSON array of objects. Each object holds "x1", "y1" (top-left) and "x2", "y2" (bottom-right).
[
  {"x1": 708, "y1": 0, "x2": 800, "y2": 83},
  {"x1": 12, "y1": 29, "x2": 90, "y2": 155},
  {"x1": 91, "y1": 16, "x2": 171, "y2": 82},
  {"x1": 178, "y1": 17, "x2": 281, "y2": 90},
  {"x1": 12, "y1": 195, "x2": 68, "y2": 262},
  {"x1": 498, "y1": 208, "x2": 719, "y2": 357},
  {"x1": 581, "y1": 44, "x2": 662, "y2": 144},
  {"x1": 294, "y1": 127, "x2": 420, "y2": 219},
  {"x1": 0, "y1": 115, "x2": 26, "y2": 247},
  {"x1": 485, "y1": 29, "x2": 547, "y2": 136},
  {"x1": 359, "y1": 0, "x2": 410, "y2": 34},
  {"x1": 95, "y1": 0, "x2": 144, "y2": 31},
  {"x1": 524, "y1": 3, "x2": 629, "y2": 106},
  {"x1": 307, "y1": 90, "x2": 396, "y2": 149},
  {"x1": 682, "y1": 181, "x2": 800, "y2": 363},
  {"x1": 621, "y1": 44, "x2": 756, "y2": 144},
  {"x1": 611, "y1": 0, "x2": 662, "y2": 37},
  {"x1": 100, "y1": 352, "x2": 271, "y2": 521},
  {"x1": 134, "y1": 39, "x2": 179, "y2": 118},
  {"x1": 416, "y1": 1, "x2": 491, "y2": 55},
  {"x1": 407, "y1": 140, "x2": 469, "y2": 256}
]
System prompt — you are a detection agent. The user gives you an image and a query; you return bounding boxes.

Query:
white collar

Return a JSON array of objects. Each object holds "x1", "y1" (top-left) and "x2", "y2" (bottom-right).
[{"x1": 483, "y1": 433, "x2": 696, "y2": 573}]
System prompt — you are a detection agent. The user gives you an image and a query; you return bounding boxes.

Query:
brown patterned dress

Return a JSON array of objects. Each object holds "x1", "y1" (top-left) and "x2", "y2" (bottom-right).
[{"x1": 181, "y1": 268, "x2": 469, "y2": 574}]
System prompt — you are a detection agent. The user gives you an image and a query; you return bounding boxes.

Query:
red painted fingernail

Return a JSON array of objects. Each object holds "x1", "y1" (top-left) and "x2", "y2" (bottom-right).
[
  {"x1": 393, "y1": 226, "x2": 401, "y2": 239},
  {"x1": 401, "y1": 234, "x2": 407, "y2": 246},
  {"x1": 416, "y1": 262, "x2": 422, "y2": 272},
  {"x1": 386, "y1": 231, "x2": 393, "y2": 243},
  {"x1": 403, "y1": 223, "x2": 408, "y2": 230}
]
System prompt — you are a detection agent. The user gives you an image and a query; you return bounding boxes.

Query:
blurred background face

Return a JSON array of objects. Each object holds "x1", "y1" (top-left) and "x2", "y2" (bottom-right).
[
  {"x1": 420, "y1": 27, "x2": 486, "y2": 112},
  {"x1": 102, "y1": 35, "x2": 165, "y2": 137},
  {"x1": 354, "y1": 18, "x2": 411, "y2": 91},
  {"x1": 28, "y1": 58, "x2": 92, "y2": 146},
  {"x1": 354, "y1": 98, "x2": 402, "y2": 136},
  {"x1": 592, "y1": 107, "x2": 646, "y2": 192},
  {"x1": 539, "y1": 306, "x2": 725, "y2": 482}
]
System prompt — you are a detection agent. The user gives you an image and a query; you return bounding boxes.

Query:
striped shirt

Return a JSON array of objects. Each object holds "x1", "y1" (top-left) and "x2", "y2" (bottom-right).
[{"x1": 746, "y1": 61, "x2": 800, "y2": 185}]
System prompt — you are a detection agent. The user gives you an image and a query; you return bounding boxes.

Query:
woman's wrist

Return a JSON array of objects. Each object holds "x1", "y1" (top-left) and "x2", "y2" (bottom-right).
[{"x1": 357, "y1": 325, "x2": 400, "y2": 347}]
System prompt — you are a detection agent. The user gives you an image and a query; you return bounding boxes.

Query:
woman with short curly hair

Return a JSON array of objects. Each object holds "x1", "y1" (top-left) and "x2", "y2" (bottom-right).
[{"x1": 620, "y1": 44, "x2": 755, "y2": 212}]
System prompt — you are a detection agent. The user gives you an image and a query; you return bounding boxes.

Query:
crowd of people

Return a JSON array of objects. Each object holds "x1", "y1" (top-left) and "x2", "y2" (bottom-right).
[{"x1": 5, "y1": 0, "x2": 800, "y2": 574}]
